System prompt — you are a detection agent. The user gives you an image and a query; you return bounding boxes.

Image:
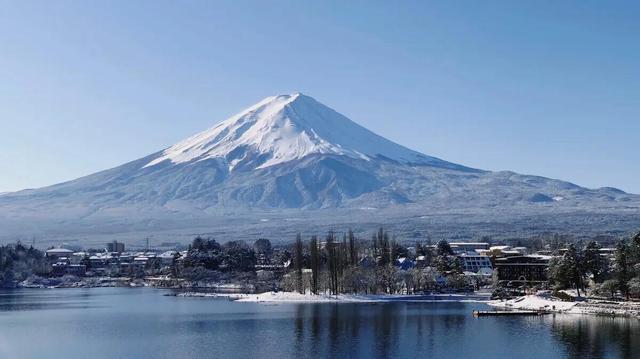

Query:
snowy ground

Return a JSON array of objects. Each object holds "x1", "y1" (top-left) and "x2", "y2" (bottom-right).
[
  {"x1": 175, "y1": 290, "x2": 640, "y2": 317},
  {"x1": 488, "y1": 294, "x2": 640, "y2": 317},
  {"x1": 488, "y1": 295, "x2": 577, "y2": 312},
  {"x1": 174, "y1": 291, "x2": 491, "y2": 303}
]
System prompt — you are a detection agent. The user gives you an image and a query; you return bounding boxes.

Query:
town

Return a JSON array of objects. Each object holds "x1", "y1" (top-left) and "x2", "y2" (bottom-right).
[{"x1": 3, "y1": 228, "x2": 640, "y2": 309}]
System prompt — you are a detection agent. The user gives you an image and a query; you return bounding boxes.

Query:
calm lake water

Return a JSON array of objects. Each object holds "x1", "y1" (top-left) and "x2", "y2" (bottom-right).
[{"x1": 1, "y1": 288, "x2": 639, "y2": 359}]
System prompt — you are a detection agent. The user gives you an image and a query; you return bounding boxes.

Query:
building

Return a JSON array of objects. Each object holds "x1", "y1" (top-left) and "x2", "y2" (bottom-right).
[
  {"x1": 494, "y1": 255, "x2": 551, "y2": 284},
  {"x1": 51, "y1": 262, "x2": 86, "y2": 276},
  {"x1": 456, "y1": 251, "x2": 493, "y2": 273},
  {"x1": 158, "y1": 251, "x2": 178, "y2": 266},
  {"x1": 481, "y1": 245, "x2": 522, "y2": 258},
  {"x1": 45, "y1": 248, "x2": 74, "y2": 259},
  {"x1": 449, "y1": 242, "x2": 490, "y2": 253},
  {"x1": 107, "y1": 241, "x2": 125, "y2": 253},
  {"x1": 394, "y1": 257, "x2": 415, "y2": 270}
]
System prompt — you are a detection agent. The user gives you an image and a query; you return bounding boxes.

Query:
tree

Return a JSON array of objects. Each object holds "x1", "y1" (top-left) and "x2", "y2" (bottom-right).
[
  {"x1": 309, "y1": 236, "x2": 320, "y2": 295},
  {"x1": 597, "y1": 279, "x2": 618, "y2": 299},
  {"x1": 548, "y1": 257, "x2": 571, "y2": 290},
  {"x1": 376, "y1": 228, "x2": 391, "y2": 266},
  {"x1": 628, "y1": 232, "x2": 640, "y2": 275},
  {"x1": 562, "y1": 244, "x2": 585, "y2": 297},
  {"x1": 628, "y1": 277, "x2": 640, "y2": 298},
  {"x1": 1, "y1": 243, "x2": 49, "y2": 287},
  {"x1": 432, "y1": 240, "x2": 460, "y2": 276},
  {"x1": 276, "y1": 249, "x2": 292, "y2": 266},
  {"x1": 184, "y1": 237, "x2": 223, "y2": 270},
  {"x1": 614, "y1": 240, "x2": 631, "y2": 299},
  {"x1": 326, "y1": 232, "x2": 339, "y2": 295},
  {"x1": 253, "y1": 238, "x2": 273, "y2": 264},
  {"x1": 416, "y1": 244, "x2": 433, "y2": 268},
  {"x1": 222, "y1": 241, "x2": 256, "y2": 272},
  {"x1": 436, "y1": 240, "x2": 454, "y2": 256},
  {"x1": 376, "y1": 266, "x2": 398, "y2": 294},
  {"x1": 548, "y1": 245, "x2": 586, "y2": 296},
  {"x1": 170, "y1": 252, "x2": 182, "y2": 277},
  {"x1": 391, "y1": 240, "x2": 408, "y2": 260},
  {"x1": 432, "y1": 254, "x2": 450, "y2": 274},
  {"x1": 347, "y1": 229, "x2": 358, "y2": 267},
  {"x1": 293, "y1": 234, "x2": 304, "y2": 294},
  {"x1": 583, "y1": 241, "x2": 607, "y2": 283},
  {"x1": 450, "y1": 256, "x2": 464, "y2": 275}
]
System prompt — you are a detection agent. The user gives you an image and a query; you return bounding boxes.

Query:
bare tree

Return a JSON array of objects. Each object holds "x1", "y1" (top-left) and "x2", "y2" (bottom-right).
[
  {"x1": 293, "y1": 233, "x2": 304, "y2": 294},
  {"x1": 309, "y1": 236, "x2": 320, "y2": 295}
]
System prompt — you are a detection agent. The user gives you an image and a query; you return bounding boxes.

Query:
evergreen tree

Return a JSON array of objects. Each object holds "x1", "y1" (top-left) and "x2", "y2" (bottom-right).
[
  {"x1": 563, "y1": 244, "x2": 585, "y2": 296},
  {"x1": 583, "y1": 241, "x2": 606, "y2": 283},
  {"x1": 170, "y1": 252, "x2": 181, "y2": 277},
  {"x1": 628, "y1": 232, "x2": 640, "y2": 275},
  {"x1": 184, "y1": 237, "x2": 223, "y2": 270},
  {"x1": 548, "y1": 256, "x2": 571, "y2": 289},
  {"x1": 614, "y1": 240, "x2": 631, "y2": 299},
  {"x1": 222, "y1": 241, "x2": 256, "y2": 272},
  {"x1": 436, "y1": 240, "x2": 454, "y2": 256}
]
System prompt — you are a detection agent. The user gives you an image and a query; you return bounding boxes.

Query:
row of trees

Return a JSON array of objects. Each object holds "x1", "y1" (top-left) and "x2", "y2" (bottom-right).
[
  {"x1": 286, "y1": 229, "x2": 470, "y2": 295},
  {"x1": 548, "y1": 233, "x2": 640, "y2": 299}
]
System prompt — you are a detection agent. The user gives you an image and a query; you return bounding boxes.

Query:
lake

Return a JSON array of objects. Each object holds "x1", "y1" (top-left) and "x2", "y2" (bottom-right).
[{"x1": 0, "y1": 288, "x2": 639, "y2": 358}]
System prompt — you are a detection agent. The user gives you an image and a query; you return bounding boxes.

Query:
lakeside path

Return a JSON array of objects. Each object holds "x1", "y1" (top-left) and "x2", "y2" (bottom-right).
[{"x1": 173, "y1": 291, "x2": 492, "y2": 303}]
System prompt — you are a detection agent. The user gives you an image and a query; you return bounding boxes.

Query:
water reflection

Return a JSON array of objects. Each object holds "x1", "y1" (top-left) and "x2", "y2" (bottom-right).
[
  {"x1": 288, "y1": 303, "x2": 471, "y2": 358},
  {"x1": 551, "y1": 315, "x2": 640, "y2": 359},
  {"x1": 0, "y1": 289, "x2": 101, "y2": 312}
]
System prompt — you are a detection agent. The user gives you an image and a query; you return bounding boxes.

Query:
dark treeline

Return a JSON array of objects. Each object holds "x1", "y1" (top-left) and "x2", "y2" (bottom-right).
[
  {"x1": 178, "y1": 236, "x2": 259, "y2": 281},
  {"x1": 548, "y1": 232, "x2": 640, "y2": 299},
  {"x1": 0, "y1": 243, "x2": 49, "y2": 287}
]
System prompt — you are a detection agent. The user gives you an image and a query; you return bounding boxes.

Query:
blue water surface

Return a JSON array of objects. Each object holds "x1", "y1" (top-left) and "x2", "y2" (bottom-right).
[{"x1": 0, "y1": 288, "x2": 638, "y2": 359}]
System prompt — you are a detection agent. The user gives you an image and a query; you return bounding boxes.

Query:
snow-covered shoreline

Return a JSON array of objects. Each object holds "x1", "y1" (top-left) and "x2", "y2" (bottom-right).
[
  {"x1": 488, "y1": 295, "x2": 640, "y2": 318},
  {"x1": 488, "y1": 295, "x2": 577, "y2": 312},
  {"x1": 172, "y1": 291, "x2": 491, "y2": 303}
]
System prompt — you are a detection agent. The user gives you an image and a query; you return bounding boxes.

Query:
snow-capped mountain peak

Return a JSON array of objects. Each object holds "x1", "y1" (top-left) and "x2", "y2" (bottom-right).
[
  {"x1": 2, "y1": 92, "x2": 639, "y2": 241},
  {"x1": 144, "y1": 93, "x2": 455, "y2": 171}
]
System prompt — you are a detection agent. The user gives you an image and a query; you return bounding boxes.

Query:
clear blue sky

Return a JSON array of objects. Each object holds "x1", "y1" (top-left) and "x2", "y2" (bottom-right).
[{"x1": 1, "y1": 0, "x2": 639, "y2": 193}]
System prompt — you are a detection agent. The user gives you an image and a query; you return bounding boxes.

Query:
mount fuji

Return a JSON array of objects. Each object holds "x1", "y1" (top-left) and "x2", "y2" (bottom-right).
[{"x1": 1, "y1": 93, "x2": 639, "y2": 243}]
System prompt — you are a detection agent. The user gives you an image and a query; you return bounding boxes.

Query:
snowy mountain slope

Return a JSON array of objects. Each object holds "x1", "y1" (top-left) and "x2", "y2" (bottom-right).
[
  {"x1": 0, "y1": 93, "x2": 638, "y2": 240},
  {"x1": 144, "y1": 93, "x2": 471, "y2": 172}
]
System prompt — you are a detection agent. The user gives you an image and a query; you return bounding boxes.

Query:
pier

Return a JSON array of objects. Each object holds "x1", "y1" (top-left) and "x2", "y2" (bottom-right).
[{"x1": 473, "y1": 310, "x2": 549, "y2": 317}]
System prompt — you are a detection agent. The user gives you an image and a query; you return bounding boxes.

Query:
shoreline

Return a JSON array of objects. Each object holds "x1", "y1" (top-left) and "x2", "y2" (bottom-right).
[
  {"x1": 8, "y1": 285, "x2": 640, "y2": 318},
  {"x1": 171, "y1": 291, "x2": 492, "y2": 303},
  {"x1": 487, "y1": 294, "x2": 640, "y2": 319}
]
